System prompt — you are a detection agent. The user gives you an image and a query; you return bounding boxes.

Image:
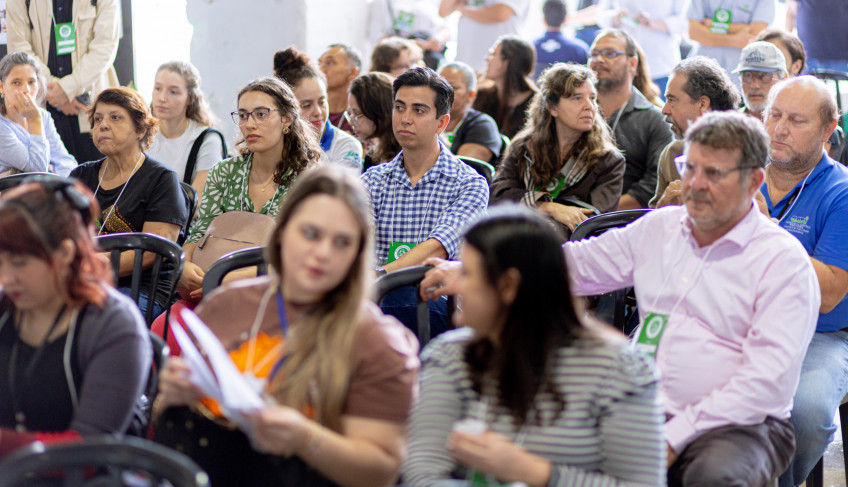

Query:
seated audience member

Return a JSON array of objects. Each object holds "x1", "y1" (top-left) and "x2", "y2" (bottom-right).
[
  {"x1": 147, "y1": 61, "x2": 226, "y2": 209},
  {"x1": 274, "y1": 47, "x2": 363, "y2": 171},
  {"x1": 426, "y1": 111, "x2": 821, "y2": 487},
  {"x1": 473, "y1": 35, "x2": 538, "y2": 139},
  {"x1": 361, "y1": 67, "x2": 488, "y2": 338},
  {"x1": 756, "y1": 28, "x2": 806, "y2": 76},
  {"x1": 735, "y1": 41, "x2": 789, "y2": 122},
  {"x1": 652, "y1": 56, "x2": 740, "y2": 207},
  {"x1": 403, "y1": 207, "x2": 664, "y2": 485},
  {"x1": 368, "y1": 0, "x2": 449, "y2": 70},
  {"x1": 70, "y1": 87, "x2": 188, "y2": 318},
  {"x1": 347, "y1": 72, "x2": 401, "y2": 171},
  {"x1": 589, "y1": 29, "x2": 672, "y2": 210},
  {"x1": 370, "y1": 37, "x2": 425, "y2": 78},
  {"x1": 155, "y1": 167, "x2": 419, "y2": 487},
  {"x1": 438, "y1": 62, "x2": 502, "y2": 164},
  {"x1": 533, "y1": 0, "x2": 590, "y2": 81},
  {"x1": 491, "y1": 63, "x2": 624, "y2": 240},
  {"x1": 0, "y1": 178, "x2": 150, "y2": 459},
  {"x1": 0, "y1": 52, "x2": 75, "y2": 176},
  {"x1": 318, "y1": 44, "x2": 361, "y2": 133},
  {"x1": 759, "y1": 77, "x2": 848, "y2": 487},
  {"x1": 151, "y1": 76, "x2": 320, "y2": 350},
  {"x1": 597, "y1": 0, "x2": 689, "y2": 98}
]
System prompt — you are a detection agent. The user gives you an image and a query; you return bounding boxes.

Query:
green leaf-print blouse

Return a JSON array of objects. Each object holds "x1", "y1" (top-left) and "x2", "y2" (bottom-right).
[{"x1": 187, "y1": 153, "x2": 290, "y2": 244}]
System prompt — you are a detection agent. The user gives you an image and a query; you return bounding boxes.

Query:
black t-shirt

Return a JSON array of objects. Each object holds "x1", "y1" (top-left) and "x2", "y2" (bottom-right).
[
  {"x1": 449, "y1": 109, "x2": 503, "y2": 165},
  {"x1": 71, "y1": 156, "x2": 187, "y2": 309}
]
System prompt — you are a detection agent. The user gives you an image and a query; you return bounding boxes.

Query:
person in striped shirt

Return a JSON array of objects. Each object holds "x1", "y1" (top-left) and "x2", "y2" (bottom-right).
[{"x1": 404, "y1": 206, "x2": 665, "y2": 486}]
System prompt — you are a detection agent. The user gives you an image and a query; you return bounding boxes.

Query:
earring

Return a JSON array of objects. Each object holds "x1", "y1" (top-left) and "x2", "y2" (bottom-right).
[
  {"x1": 283, "y1": 126, "x2": 290, "y2": 134},
  {"x1": 137, "y1": 136, "x2": 141, "y2": 140}
]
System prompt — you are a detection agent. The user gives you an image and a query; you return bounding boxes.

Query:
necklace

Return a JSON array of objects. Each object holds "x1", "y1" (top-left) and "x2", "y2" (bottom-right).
[{"x1": 251, "y1": 170, "x2": 276, "y2": 193}]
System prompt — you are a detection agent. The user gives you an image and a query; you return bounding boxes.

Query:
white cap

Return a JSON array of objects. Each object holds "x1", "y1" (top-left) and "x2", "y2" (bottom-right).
[{"x1": 733, "y1": 41, "x2": 787, "y2": 73}]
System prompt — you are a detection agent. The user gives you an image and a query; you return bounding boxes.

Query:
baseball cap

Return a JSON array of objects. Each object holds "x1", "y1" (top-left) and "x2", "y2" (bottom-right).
[{"x1": 733, "y1": 41, "x2": 787, "y2": 73}]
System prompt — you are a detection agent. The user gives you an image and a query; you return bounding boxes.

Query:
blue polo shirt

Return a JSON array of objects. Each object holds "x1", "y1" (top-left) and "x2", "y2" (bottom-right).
[{"x1": 761, "y1": 152, "x2": 848, "y2": 332}]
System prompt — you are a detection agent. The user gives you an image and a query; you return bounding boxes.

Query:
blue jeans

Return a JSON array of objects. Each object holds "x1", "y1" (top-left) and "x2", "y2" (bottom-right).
[
  {"x1": 118, "y1": 287, "x2": 165, "y2": 322},
  {"x1": 379, "y1": 286, "x2": 449, "y2": 346},
  {"x1": 805, "y1": 58, "x2": 848, "y2": 75},
  {"x1": 778, "y1": 330, "x2": 848, "y2": 487}
]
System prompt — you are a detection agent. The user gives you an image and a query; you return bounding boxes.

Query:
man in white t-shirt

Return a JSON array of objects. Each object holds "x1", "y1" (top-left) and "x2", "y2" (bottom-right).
[{"x1": 439, "y1": 0, "x2": 530, "y2": 72}]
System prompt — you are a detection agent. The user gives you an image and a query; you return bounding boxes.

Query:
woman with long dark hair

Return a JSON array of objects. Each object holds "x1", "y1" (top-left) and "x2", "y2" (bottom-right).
[
  {"x1": 403, "y1": 206, "x2": 664, "y2": 486},
  {"x1": 347, "y1": 72, "x2": 401, "y2": 171},
  {"x1": 473, "y1": 36, "x2": 538, "y2": 139},
  {"x1": 491, "y1": 63, "x2": 624, "y2": 239}
]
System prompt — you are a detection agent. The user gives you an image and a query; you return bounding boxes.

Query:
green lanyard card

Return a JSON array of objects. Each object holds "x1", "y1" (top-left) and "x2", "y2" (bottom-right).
[
  {"x1": 710, "y1": 8, "x2": 732, "y2": 34},
  {"x1": 387, "y1": 241, "x2": 416, "y2": 264},
  {"x1": 536, "y1": 174, "x2": 567, "y2": 200},
  {"x1": 633, "y1": 312, "x2": 669, "y2": 358},
  {"x1": 393, "y1": 11, "x2": 415, "y2": 33},
  {"x1": 54, "y1": 22, "x2": 76, "y2": 55}
]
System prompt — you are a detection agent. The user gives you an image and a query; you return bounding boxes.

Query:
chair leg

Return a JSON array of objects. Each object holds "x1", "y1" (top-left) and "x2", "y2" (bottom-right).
[
  {"x1": 840, "y1": 401, "x2": 848, "y2": 484},
  {"x1": 806, "y1": 456, "x2": 824, "y2": 487}
]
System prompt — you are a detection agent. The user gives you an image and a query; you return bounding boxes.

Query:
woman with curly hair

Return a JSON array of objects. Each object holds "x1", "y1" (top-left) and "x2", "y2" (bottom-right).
[{"x1": 491, "y1": 63, "x2": 624, "y2": 239}]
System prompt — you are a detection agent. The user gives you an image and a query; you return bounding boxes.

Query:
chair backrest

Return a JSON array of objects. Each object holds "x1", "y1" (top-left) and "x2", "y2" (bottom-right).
[
  {"x1": 0, "y1": 436, "x2": 210, "y2": 487},
  {"x1": 0, "y1": 172, "x2": 66, "y2": 192},
  {"x1": 201, "y1": 246, "x2": 269, "y2": 297},
  {"x1": 375, "y1": 265, "x2": 433, "y2": 347},
  {"x1": 569, "y1": 209, "x2": 652, "y2": 241},
  {"x1": 457, "y1": 156, "x2": 495, "y2": 186},
  {"x1": 811, "y1": 70, "x2": 848, "y2": 133},
  {"x1": 178, "y1": 181, "x2": 199, "y2": 246},
  {"x1": 96, "y1": 232, "x2": 186, "y2": 326}
]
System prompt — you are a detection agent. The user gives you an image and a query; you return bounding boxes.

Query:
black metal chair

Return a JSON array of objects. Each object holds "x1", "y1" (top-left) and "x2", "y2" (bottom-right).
[
  {"x1": 805, "y1": 397, "x2": 848, "y2": 487},
  {"x1": 570, "y1": 210, "x2": 651, "y2": 331},
  {"x1": 0, "y1": 172, "x2": 66, "y2": 192},
  {"x1": 0, "y1": 436, "x2": 210, "y2": 487},
  {"x1": 375, "y1": 265, "x2": 433, "y2": 347},
  {"x1": 201, "y1": 246, "x2": 269, "y2": 297},
  {"x1": 457, "y1": 156, "x2": 495, "y2": 186},
  {"x1": 96, "y1": 232, "x2": 185, "y2": 327},
  {"x1": 178, "y1": 181, "x2": 199, "y2": 246}
]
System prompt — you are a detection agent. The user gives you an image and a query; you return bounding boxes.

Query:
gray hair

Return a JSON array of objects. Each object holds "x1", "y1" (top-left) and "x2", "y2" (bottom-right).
[
  {"x1": 0, "y1": 52, "x2": 44, "y2": 116},
  {"x1": 326, "y1": 43, "x2": 362, "y2": 71},
  {"x1": 685, "y1": 111, "x2": 769, "y2": 170},
  {"x1": 439, "y1": 61, "x2": 477, "y2": 92},
  {"x1": 765, "y1": 75, "x2": 839, "y2": 129}
]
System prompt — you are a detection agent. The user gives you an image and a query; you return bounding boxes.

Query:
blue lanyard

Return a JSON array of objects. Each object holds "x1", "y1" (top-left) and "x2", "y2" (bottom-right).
[
  {"x1": 319, "y1": 120, "x2": 335, "y2": 152},
  {"x1": 270, "y1": 290, "x2": 289, "y2": 379}
]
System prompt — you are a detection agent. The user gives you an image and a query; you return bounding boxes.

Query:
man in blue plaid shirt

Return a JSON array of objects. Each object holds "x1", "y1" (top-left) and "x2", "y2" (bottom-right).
[
  {"x1": 362, "y1": 67, "x2": 489, "y2": 337},
  {"x1": 362, "y1": 67, "x2": 489, "y2": 273}
]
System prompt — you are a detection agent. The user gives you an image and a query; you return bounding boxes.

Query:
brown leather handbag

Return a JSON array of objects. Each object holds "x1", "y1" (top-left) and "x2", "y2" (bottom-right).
[{"x1": 191, "y1": 211, "x2": 276, "y2": 272}]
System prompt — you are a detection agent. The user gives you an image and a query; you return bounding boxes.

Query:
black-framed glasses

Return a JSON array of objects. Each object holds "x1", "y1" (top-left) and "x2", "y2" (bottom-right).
[
  {"x1": 231, "y1": 107, "x2": 283, "y2": 126},
  {"x1": 675, "y1": 156, "x2": 755, "y2": 184},
  {"x1": 343, "y1": 109, "x2": 367, "y2": 126},
  {"x1": 589, "y1": 48, "x2": 629, "y2": 60}
]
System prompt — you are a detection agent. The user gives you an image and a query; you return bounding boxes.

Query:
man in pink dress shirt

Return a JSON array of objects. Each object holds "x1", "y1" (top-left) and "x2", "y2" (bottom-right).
[{"x1": 565, "y1": 111, "x2": 820, "y2": 486}]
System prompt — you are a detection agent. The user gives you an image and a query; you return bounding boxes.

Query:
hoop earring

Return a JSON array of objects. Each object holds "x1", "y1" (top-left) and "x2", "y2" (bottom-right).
[{"x1": 283, "y1": 126, "x2": 290, "y2": 135}]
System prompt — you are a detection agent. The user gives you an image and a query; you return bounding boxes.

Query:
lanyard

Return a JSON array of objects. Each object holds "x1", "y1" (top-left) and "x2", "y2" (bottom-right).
[
  {"x1": 770, "y1": 168, "x2": 812, "y2": 224},
  {"x1": 319, "y1": 120, "x2": 335, "y2": 152},
  {"x1": 269, "y1": 289, "x2": 290, "y2": 379},
  {"x1": 8, "y1": 305, "x2": 67, "y2": 432},
  {"x1": 609, "y1": 100, "x2": 629, "y2": 134}
]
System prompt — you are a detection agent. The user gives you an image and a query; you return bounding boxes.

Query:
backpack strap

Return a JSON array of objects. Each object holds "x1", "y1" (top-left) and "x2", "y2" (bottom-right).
[{"x1": 184, "y1": 128, "x2": 227, "y2": 184}]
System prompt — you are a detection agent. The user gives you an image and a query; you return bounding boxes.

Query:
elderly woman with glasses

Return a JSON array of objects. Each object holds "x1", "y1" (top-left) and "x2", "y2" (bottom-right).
[{"x1": 150, "y1": 77, "x2": 321, "y2": 346}]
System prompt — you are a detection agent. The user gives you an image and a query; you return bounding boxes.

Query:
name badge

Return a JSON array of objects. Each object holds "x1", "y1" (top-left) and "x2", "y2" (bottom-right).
[
  {"x1": 710, "y1": 9, "x2": 732, "y2": 34},
  {"x1": 54, "y1": 22, "x2": 76, "y2": 55},
  {"x1": 633, "y1": 312, "x2": 668, "y2": 358},
  {"x1": 387, "y1": 241, "x2": 416, "y2": 264},
  {"x1": 393, "y1": 11, "x2": 415, "y2": 33},
  {"x1": 536, "y1": 174, "x2": 567, "y2": 200}
]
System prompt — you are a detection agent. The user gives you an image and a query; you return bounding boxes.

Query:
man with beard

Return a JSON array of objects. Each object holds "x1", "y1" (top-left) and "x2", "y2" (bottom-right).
[
  {"x1": 735, "y1": 41, "x2": 788, "y2": 122},
  {"x1": 589, "y1": 29, "x2": 672, "y2": 210},
  {"x1": 422, "y1": 111, "x2": 820, "y2": 486},
  {"x1": 651, "y1": 56, "x2": 740, "y2": 207},
  {"x1": 758, "y1": 77, "x2": 848, "y2": 487}
]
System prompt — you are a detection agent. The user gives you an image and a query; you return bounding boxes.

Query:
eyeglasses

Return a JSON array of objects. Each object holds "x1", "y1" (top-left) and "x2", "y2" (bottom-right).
[
  {"x1": 589, "y1": 48, "x2": 629, "y2": 60},
  {"x1": 675, "y1": 156, "x2": 755, "y2": 184},
  {"x1": 231, "y1": 107, "x2": 283, "y2": 126},
  {"x1": 740, "y1": 71, "x2": 780, "y2": 84},
  {"x1": 343, "y1": 109, "x2": 368, "y2": 127}
]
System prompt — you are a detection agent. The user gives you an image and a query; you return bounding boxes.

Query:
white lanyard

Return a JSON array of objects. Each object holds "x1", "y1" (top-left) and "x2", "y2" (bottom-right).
[{"x1": 94, "y1": 153, "x2": 145, "y2": 236}]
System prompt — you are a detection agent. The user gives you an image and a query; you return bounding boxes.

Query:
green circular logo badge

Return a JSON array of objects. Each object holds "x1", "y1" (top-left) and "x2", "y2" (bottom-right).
[
  {"x1": 59, "y1": 25, "x2": 72, "y2": 38},
  {"x1": 715, "y1": 10, "x2": 730, "y2": 22},
  {"x1": 645, "y1": 315, "x2": 664, "y2": 339},
  {"x1": 394, "y1": 244, "x2": 412, "y2": 260}
]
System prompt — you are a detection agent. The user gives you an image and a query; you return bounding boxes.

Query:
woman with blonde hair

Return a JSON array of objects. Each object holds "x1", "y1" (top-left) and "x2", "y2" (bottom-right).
[
  {"x1": 155, "y1": 166, "x2": 419, "y2": 487},
  {"x1": 491, "y1": 63, "x2": 624, "y2": 239}
]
